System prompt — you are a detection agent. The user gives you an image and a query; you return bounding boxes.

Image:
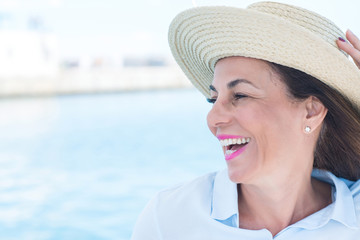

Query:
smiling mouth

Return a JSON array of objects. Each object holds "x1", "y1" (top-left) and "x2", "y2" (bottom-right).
[{"x1": 219, "y1": 137, "x2": 250, "y2": 159}]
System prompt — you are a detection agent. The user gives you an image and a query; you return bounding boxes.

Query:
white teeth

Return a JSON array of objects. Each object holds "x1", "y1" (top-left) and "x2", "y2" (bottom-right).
[
  {"x1": 225, "y1": 150, "x2": 236, "y2": 155},
  {"x1": 220, "y1": 137, "x2": 251, "y2": 147}
]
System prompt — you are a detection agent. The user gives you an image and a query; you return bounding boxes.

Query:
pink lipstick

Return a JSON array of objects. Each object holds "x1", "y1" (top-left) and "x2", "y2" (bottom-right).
[
  {"x1": 225, "y1": 145, "x2": 248, "y2": 161},
  {"x1": 216, "y1": 134, "x2": 250, "y2": 161}
]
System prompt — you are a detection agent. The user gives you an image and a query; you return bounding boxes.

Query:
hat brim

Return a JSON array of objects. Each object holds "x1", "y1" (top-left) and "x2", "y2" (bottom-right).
[{"x1": 168, "y1": 6, "x2": 360, "y2": 107}]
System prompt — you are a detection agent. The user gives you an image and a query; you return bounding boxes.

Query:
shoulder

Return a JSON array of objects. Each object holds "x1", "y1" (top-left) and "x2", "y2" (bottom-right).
[
  {"x1": 341, "y1": 177, "x2": 360, "y2": 221},
  {"x1": 131, "y1": 171, "x2": 220, "y2": 240},
  {"x1": 349, "y1": 179, "x2": 360, "y2": 203},
  {"x1": 147, "y1": 170, "x2": 221, "y2": 222},
  {"x1": 138, "y1": 170, "x2": 220, "y2": 216},
  {"x1": 155, "y1": 171, "x2": 218, "y2": 208},
  {"x1": 341, "y1": 177, "x2": 360, "y2": 199},
  {"x1": 350, "y1": 179, "x2": 360, "y2": 225}
]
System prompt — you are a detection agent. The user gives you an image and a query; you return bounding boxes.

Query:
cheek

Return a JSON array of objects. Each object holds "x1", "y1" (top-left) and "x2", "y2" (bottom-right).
[
  {"x1": 234, "y1": 106, "x2": 260, "y2": 126},
  {"x1": 241, "y1": 105, "x2": 301, "y2": 151},
  {"x1": 234, "y1": 105, "x2": 280, "y2": 144}
]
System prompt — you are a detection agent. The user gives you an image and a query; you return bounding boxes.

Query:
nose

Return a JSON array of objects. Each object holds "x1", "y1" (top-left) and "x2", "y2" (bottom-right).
[{"x1": 207, "y1": 100, "x2": 232, "y2": 132}]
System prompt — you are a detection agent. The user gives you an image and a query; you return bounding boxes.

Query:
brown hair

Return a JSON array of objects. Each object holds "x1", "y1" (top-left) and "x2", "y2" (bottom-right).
[{"x1": 270, "y1": 62, "x2": 360, "y2": 181}]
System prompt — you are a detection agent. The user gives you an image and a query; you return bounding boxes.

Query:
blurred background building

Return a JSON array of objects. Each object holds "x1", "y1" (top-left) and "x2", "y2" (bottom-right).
[
  {"x1": 0, "y1": 2, "x2": 191, "y2": 97},
  {"x1": 0, "y1": 16, "x2": 58, "y2": 78}
]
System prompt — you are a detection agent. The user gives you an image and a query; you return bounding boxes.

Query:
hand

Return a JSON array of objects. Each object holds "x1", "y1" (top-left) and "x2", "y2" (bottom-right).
[{"x1": 337, "y1": 29, "x2": 360, "y2": 69}]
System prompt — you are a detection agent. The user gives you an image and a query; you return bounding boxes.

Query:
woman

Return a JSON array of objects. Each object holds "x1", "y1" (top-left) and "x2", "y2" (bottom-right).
[{"x1": 132, "y1": 2, "x2": 360, "y2": 239}]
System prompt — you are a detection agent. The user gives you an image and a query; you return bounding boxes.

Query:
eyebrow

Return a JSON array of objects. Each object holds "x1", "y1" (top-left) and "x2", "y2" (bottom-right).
[{"x1": 209, "y1": 78, "x2": 258, "y2": 92}]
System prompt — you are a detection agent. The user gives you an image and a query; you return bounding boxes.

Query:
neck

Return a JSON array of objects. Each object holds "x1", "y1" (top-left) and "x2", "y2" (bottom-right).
[{"x1": 237, "y1": 171, "x2": 331, "y2": 236}]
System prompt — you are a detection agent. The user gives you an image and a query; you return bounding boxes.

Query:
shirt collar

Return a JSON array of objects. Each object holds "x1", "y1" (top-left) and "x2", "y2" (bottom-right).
[
  {"x1": 309, "y1": 169, "x2": 359, "y2": 229},
  {"x1": 210, "y1": 168, "x2": 360, "y2": 229},
  {"x1": 210, "y1": 168, "x2": 238, "y2": 223}
]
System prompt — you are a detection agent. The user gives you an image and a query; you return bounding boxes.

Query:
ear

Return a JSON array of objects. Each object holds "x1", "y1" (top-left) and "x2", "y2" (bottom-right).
[{"x1": 304, "y1": 96, "x2": 328, "y2": 132}]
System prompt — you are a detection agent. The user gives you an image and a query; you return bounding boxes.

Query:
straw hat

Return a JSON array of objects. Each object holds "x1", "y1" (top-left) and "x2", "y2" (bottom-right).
[{"x1": 168, "y1": 1, "x2": 360, "y2": 107}]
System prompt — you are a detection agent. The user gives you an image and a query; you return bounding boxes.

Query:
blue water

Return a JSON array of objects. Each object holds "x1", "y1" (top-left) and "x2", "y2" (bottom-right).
[{"x1": 0, "y1": 89, "x2": 224, "y2": 240}]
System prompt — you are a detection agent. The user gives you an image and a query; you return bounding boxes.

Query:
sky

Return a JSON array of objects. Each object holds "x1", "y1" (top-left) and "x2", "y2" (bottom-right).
[{"x1": 0, "y1": 0, "x2": 359, "y2": 61}]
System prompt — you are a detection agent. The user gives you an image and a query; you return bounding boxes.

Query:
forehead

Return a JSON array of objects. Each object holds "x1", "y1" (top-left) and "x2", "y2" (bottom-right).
[{"x1": 212, "y1": 56, "x2": 276, "y2": 86}]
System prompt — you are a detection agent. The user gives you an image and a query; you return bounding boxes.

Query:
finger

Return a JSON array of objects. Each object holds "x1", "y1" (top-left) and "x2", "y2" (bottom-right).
[
  {"x1": 346, "y1": 29, "x2": 360, "y2": 51},
  {"x1": 337, "y1": 39, "x2": 360, "y2": 68}
]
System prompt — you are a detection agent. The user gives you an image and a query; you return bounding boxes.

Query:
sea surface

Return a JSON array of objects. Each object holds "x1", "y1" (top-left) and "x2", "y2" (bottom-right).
[{"x1": 0, "y1": 89, "x2": 224, "y2": 240}]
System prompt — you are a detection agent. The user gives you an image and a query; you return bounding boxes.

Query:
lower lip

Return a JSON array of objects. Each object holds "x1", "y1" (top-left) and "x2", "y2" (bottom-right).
[{"x1": 225, "y1": 144, "x2": 248, "y2": 161}]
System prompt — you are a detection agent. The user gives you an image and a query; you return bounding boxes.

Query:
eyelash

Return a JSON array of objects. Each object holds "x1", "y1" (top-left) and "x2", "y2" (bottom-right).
[
  {"x1": 234, "y1": 93, "x2": 247, "y2": 100},
  {"x1": 206, "y1": 93, "x2": 247, "y2": 104},
  {"x1": 207, "y1": 98, "x2": 216, "y2": 104}
]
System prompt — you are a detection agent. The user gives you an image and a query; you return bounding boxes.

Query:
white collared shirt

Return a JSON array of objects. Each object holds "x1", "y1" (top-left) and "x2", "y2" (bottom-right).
[{"x1": 131, "y1": 169, "x2": 360, "y2": 239}]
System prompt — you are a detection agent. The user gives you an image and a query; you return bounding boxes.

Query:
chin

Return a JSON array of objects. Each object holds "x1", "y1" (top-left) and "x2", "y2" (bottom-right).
[
  {"x1": 226, "y1": 160, "x2": 260, "y2": 184},
  {"x1": 227, "y1": 167, "x2": 246, "y2": 184}
]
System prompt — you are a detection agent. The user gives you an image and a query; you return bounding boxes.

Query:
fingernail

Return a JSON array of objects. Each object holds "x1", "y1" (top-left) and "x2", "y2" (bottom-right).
[{"x1": 338, "y1": 37, "x2": 346, "y2": 42}]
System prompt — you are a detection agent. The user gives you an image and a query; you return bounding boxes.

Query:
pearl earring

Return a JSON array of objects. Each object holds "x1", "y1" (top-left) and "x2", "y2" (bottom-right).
[{"x1": 305, "y1": 126, "x2": 311, "y2": 133}]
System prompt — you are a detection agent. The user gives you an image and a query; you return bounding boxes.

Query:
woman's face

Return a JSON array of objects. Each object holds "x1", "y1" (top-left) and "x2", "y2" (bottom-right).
[{"x1": 207, "y1": 57, "x2": 309, "y2": 184}]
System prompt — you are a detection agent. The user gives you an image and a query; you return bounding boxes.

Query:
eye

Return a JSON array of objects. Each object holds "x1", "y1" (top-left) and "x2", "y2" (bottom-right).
[
  {"x1": 234, "y1": 93, "x2": 247, "y2": 100},
  {"x1": 206, "y1": 97, "x2": 217, "y2": 104}
]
